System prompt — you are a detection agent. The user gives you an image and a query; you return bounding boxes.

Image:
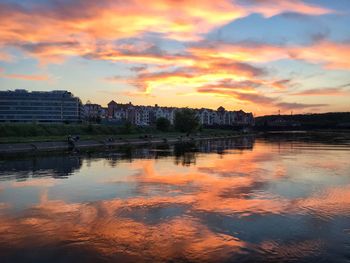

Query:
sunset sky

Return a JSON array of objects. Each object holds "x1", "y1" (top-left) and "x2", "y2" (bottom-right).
[{"x1": 0, "y1": 0, "x2": 349, "y2": 115}]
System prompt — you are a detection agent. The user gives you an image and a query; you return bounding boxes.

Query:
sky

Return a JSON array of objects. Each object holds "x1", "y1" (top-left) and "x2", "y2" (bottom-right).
[{"x1": 0, "y1": 0, "x2": 350, "y2": 116}]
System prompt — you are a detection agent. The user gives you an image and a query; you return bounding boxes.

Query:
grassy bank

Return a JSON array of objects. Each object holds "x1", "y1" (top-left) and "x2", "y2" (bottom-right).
[
  {"x1": 0, "y1": 123, "x2": 125, "y2": 137},
  {"x1": 0, "y1": 123, "x2": 238, "y2": 144},
  {"x1": 255, "y1": 112, "x2": 350, "y2": 129}
]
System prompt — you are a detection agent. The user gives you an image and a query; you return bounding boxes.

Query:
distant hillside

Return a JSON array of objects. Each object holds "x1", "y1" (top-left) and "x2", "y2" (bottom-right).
[{"x1": 255, "y1": 112, "x2": 350, "y2": 130}]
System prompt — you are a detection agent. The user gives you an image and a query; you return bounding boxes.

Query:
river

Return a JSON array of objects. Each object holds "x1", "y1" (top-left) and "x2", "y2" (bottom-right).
[{"x1": 0, "y1": 133, "x2": 349, "y2": 262}]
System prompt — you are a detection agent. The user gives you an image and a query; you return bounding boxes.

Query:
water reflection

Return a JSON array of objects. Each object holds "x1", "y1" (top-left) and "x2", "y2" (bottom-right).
[
  {"x1": 0, "y1": 136, "x2": 255, "y2": 179},
  {"x1": 0, "y1": 155, "x2": 82, "y2": 180},
  {"x1": 0, "y1": 134, "x2": 350, "y2": 263}
]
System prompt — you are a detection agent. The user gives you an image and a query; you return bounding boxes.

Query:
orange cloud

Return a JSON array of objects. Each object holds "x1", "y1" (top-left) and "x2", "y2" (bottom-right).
[
  {"x1": 289, "y1": 41, "x2": 350, "y2": 70},
  {"x1": 98, "y1": 39, "x2": 340, "y2": 112},
  {"x1": 0, "y1": 1, "x2": 245, "y2": 49},
  {"x1": 0, "y1": 0, "x2": 333, "y2": 62},
  {"x1": 0, "y1": 51, "x2": 13, "y2": 62},
  {"x1": 0, "y1": 0, "x2": 343, "y2": 114},
  {"x1": 189, "y1": 40, "x2": 350, "y2": 70},
  {"x1": 97, "y1": 38, "x2": 348, "y2": 113},
  {"x1": 248, "y1": 0, "x2": 331, "y2": 17},
  {"x1": 88, "y1": 49, "x2": 194, "y2": 67},
  {"x1": 271, "y1": 79, "x2": 292, "y2": 90},
  {"x1": 196, "y1": 82, "x2": 328, "y2": 111},
  {"x1": 292, "y1": 87, "x2": 350, "y2": 96},
  {"x1": 0, "y1": 72, "x2": 50, "y2": 81},
  {"x1": 188, "y1": 43, "x2": 288, "y2": 63}
]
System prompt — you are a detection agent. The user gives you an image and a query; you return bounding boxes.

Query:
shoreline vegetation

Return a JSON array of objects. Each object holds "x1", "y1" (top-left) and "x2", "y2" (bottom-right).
[
  {"x1": 1, "y1": 110, "x2": 349, "y2": 155},
  {"x1": 255, "y1": 112, "x2": 350, "y2": 130},
  {"x1": 0, "y1": 123, "x2": 242, "y2": 144},
  {"x1": 0, "y1": 108, "x2": 244, "y2": 144},
  {"x1": 0, "y1": 134, "x2": 249, "y2": 156},
  {"x1": 0, "y1": 123, "x2": 250, "y2": 154},
  {"x1": 1, "y1": 129, "x2": 349, "y2": 156}
]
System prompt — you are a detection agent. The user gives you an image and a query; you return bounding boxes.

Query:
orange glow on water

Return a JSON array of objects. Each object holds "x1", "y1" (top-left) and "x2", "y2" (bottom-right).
[{"x1": 1, "y1": 137, "x2": 350, "y2": 261}]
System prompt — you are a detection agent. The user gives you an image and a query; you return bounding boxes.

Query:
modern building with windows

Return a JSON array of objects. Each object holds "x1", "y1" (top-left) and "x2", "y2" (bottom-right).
[{"x1": 0, "y1": 89, "x2": 83, "y2": 123}]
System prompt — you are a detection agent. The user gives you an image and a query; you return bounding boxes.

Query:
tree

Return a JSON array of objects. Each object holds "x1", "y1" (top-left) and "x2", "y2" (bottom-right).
[
  {"x1": 174, "y1": 108, "x2": 200, "y2": 134},
  {"x1": 121, "y1": 120, "x2": 134, "y2": 134},
  {"x1": 156, "y1": 117, "x2": 170, "y2": 132}
]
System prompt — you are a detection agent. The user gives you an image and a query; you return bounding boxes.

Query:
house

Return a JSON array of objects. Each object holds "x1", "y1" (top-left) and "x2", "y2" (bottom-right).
[
  {"x1": 106, "y1": 100, "x2": 254, "y2": 127},
  {"x1": 84, "y1": 103, "x2": 103, "y2": 121}
]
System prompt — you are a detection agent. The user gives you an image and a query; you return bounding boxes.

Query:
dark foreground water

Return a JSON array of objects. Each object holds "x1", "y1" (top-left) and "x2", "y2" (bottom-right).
[{"x1": 0, "y1": 133, "x2": 350, "y2": 263}]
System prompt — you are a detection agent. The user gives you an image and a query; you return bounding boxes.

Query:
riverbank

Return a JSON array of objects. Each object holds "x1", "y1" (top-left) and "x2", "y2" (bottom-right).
[
  {"x1": 0, "y1": 133, "x2": 249, "y2": 155},
  {"x1": 0, "y1": 123, "x2": 240, "y2": 144},
  {"x1": 0, "y1": 123, "x2": 123, "y2": 138},
  {"x1": 255, "y1": 112, "x2": 350, "y2": 130}
]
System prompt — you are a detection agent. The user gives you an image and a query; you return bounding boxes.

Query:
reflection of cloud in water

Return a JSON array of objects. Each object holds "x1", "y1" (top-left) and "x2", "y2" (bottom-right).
[
  {"x1": 256, "y1": 239, "x2": 324, "y2": 262},
  {"x1": 0, "y1": 193, "x2": 246, "y2": 262},
  {"x1": 10, "y1": 178, "x2": 57, "y2": 188},
  {"x1": 0, "y1": 202, "x2": 9, "y2": 210},
  {"x1": 0, "y1": 136, "x2": 350, "y2": 262},
  {"x1": 1, "y1": 182, "x2": 349, "y2": 262},
  {"x1": 295, "y1": 186, "x2": 350, "y2": 219}
]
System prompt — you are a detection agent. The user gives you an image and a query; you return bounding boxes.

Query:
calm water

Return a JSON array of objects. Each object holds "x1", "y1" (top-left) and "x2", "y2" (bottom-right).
[{"x1": 0, "y1": 134, "x2": 350, "y2": 263}]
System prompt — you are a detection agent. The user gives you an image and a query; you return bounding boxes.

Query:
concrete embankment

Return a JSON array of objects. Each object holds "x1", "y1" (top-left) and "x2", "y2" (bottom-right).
[{"x1": 0, "y1": 135, "x2": 242, "y2": 155}]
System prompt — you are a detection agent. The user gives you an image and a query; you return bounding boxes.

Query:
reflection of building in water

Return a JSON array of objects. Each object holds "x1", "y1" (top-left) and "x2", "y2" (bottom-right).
[
  {"x1": 174, "y1": 142, "x2": 197, "y2": 166},
  {"x1": 0, "y1": 137, "x2": 256, "y2": 176},
  {"x1": 197, "y1": 136, "x2": 255, "y2": 153},
  {"x1": 74, "y1": 137, "x2": 255, "y2": 168},
  {"x1": 172, "y1": 136, "x2": 255, "y2": 166},
  {"x1": 0, "y1": 155, "x2": 82, "y2": 180}
]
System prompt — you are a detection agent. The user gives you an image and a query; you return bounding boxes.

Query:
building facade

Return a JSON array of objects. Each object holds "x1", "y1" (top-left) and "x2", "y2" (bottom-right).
[
  {"x1": 0, "y1": 89, "x2": 254, "y2": 125},
  {"x1": 83, "y1": 103, "x2": 103, "y2": 121},
  {"x1": 106, "y1": 100, "x2": 254, "y2": 127},
  {"x1": 0, "y1": 89, "x2": 83, "y2": 123}
]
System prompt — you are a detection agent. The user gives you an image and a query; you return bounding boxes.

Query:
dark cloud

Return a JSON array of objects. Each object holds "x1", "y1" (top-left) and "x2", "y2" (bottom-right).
[
  {"x1": 310, "y1": 30, "x2": 330, "y2": 43},
  {"x1": 197, "y1": 82, "x2": 329, "y2": 111},
  {"x1": 291, "y1": 83, "x2": 350, "y2": 96},
  {"x1": 19, "y1": 41, "x2": 80, "y2": 53},
  {"x1": 275, "y1": 102, "x2": 328, "y2": 110},
  {"x1": 129, "y1": 65, "x2": 148, "y2": 73},
  {"x1": 210, "y1": 61, "x2": 267, "y2": 77},
  {"x1": 197, "y1": 79, "x2": 262, "y2": 91}
]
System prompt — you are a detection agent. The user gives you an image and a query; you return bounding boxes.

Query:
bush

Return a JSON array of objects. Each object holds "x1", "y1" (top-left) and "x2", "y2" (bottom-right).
[
  {"x1": 156, "y1": 117, "x2": 171, "y2": 132},
  {"x1": 121, "y1": 121, "x2": 134, "y2": 134},
  {"x1": 174, "y1": 108, "x2": 200, "y2": 134},
  {"x1": 0, "y1": 123, "x2": 123, "y2": 137}
]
